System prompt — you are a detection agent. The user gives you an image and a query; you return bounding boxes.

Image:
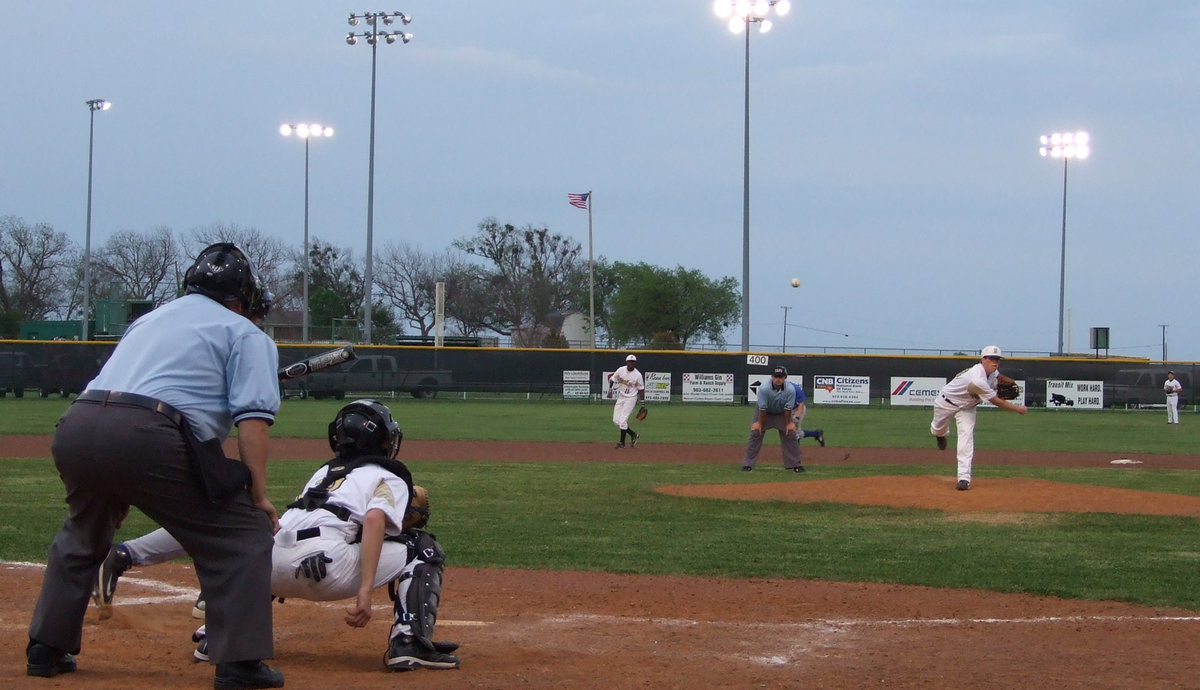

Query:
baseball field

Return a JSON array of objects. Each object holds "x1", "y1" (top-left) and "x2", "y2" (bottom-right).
[{"x1": 3, "y1": 398, "x2": 1199, "y2": 688}]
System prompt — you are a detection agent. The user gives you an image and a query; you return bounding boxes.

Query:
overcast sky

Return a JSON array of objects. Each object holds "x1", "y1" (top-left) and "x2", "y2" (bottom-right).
[{"x1": 3, "y1": 2, "x2": 1197, "y2": 360}]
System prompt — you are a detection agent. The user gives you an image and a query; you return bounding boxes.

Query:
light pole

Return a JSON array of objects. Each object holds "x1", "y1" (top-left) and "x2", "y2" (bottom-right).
[
  {"x1": 1039, "y1": 130, "x2": 1090, "y2": 356},
  {"x1": 780, "y1": 305, "x2": 791, "y2": 352},
  {"x1": 714, "y1": 0, "x2": 791, "y2": 352},
  {"x1": 347, "y1": 11, "x2": 411, "y2": 345},
  {"x1": 1159, "y1": 324, "x2": 1168, "y2": 362},
  {"x1": 82, "y1": 98, "x2": 111, "y2": 341},
  {"x1": 280, "y1": 123, "x2": 334, "y2": 343}
]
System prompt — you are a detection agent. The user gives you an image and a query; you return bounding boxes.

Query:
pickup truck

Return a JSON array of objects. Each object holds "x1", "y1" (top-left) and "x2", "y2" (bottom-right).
[{"x1": 282, "y1": 354, "x2": 452, "y2": 400}]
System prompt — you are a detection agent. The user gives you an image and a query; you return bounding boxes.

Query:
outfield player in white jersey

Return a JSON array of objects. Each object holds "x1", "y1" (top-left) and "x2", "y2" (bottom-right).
[
  {"x1": 94, "y1": 400, "x2": 461, "y2": 673},
  {"x1": 930, "y1": 346, "x2": 1027, "y2": 491},
  {"x1": 1164, "y1": 371, "x2": 1182, "y2": 424},
  {"x1": 609, "y1": 354, "x2": 645, "y2": 448}
]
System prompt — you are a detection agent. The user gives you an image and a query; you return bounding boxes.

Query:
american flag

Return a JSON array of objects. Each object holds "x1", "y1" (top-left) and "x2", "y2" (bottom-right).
[{"x1": 567, "y1": 192, "x2": 589, "y2": 210}]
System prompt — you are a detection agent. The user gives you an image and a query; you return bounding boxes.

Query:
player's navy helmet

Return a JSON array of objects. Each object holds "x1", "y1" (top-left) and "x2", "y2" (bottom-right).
[
  {"x1": 328, "y1": 399, "x2": 402, "y2": 459},
  {"x1": 184, "y1": 242, "x2": 265, "y2": 315}
]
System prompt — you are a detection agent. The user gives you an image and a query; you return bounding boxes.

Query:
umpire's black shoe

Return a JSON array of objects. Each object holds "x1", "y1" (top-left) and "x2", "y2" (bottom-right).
[
  {"x1": 385, "y1": 635, "x2": 461, "y2": 671},
  {"x1": 956, "y1": 479, "x2": 970, "y2": 491},
  {"x1": 26, "y1": 641, "x2": 77, "y2": 678},
  {"x1": 213, "y1": 660, "x2": 284, "y2": 689},
  {"x1": 792, "y1": 466, "x2": 806, "y2": 473},
  {"x1": 741, "y1": 465, "x2": 753, "y2": 472},
  {"x1": 936, "y1": 436, "x2": 947, "y2": 451}
]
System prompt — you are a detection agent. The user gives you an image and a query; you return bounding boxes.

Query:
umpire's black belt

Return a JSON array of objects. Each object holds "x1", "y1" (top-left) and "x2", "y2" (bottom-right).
[{"x1": 76, "y1": 389, "x2": 185, "y2": 428}]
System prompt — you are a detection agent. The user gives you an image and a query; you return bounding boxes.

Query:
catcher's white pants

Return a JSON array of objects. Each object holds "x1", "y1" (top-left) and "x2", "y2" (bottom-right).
[
  {"x1": 613, "y1": 395, "x2": 638, "y2": 430},
  {"x1": 1167, "y1": 395, "x2": 1180, "y2": 424},
  {"x1": 931, "y1": 399, "x2": 977, "y2": 482},
  {"x1": 124, "y1": 526, "x2": 413, "y2": 605}
]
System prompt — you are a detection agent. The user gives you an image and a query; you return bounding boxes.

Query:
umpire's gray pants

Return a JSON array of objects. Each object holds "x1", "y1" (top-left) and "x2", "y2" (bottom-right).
[
  {"x1": 741, "y1": 412, "x2": 803, "y2": 469},
  {"x1": 28, "y1": 401, "x2": 275, "y2": 664}
]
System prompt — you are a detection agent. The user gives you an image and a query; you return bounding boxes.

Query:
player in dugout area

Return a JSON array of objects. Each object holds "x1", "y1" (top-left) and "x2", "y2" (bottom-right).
[{"x1": 93, "y1": 399, "x2": 461, "y2": 675}]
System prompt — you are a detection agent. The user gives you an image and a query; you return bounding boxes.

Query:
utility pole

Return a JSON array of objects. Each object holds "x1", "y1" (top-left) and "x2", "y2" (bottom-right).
[
  {"x1": 1159, "y1": 324, "x2": 1168, "y2": 362},
  {"x1": 780, "y1": 305, "x2": 791, "y2": 353}
]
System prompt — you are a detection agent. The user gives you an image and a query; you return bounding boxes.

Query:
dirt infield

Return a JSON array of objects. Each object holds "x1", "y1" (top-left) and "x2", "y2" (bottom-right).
[{"x1": 5, "y1": 436, "x2": 1200, "y2": 688}]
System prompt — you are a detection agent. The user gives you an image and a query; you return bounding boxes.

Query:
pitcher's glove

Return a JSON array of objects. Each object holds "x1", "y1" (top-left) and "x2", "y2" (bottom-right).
[
  {"x1": 995, "y1": 375, "x2": 1021, "y2": 401},
  {"x1": 635, "y1": 405, "x2": 648, "y2": 421}
]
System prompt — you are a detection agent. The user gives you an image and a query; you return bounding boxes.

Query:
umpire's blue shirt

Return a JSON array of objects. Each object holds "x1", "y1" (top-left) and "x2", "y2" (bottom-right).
[
  {"x1": 757, "y1": 381, "x2": 796, "y2": 415},
  {"x1": 88, "y1": 293, "x2": 280, "y2": 441}
]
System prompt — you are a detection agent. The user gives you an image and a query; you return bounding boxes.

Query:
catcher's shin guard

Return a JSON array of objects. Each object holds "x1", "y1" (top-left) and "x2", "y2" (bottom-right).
[{"x1": 389, "y1": 530, "x2": 447, "y2": 648}]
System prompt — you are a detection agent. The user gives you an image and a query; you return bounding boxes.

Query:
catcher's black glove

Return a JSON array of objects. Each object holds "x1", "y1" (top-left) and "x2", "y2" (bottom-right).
[{"x1": 295, "y1": 552, "x2": 332, "y2": 582}]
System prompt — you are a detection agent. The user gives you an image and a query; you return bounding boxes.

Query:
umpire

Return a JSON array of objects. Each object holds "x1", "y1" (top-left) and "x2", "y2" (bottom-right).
[{"x1": 26, "y1": 243, "x2": 285, "y2": 689}]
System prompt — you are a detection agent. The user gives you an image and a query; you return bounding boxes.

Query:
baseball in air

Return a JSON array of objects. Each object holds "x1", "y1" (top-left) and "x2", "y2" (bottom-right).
[{"x1": 790, "y1": 278, "x2": 801, "y2": 288}]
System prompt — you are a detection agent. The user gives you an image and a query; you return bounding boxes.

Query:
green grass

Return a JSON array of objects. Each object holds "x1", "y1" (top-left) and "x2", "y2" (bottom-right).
[
  {"x1": 1, "y1": 397, "x2": 1189, "y2": 453},
  {"x1": 4, "y1": 397, "x2": 1199, "y2": 610}
]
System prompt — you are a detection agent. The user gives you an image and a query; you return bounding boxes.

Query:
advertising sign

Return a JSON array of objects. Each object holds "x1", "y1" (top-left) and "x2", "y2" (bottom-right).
[
  {"x1": 562, "y1": 369, "x2": 590, "y2": 399},
  {"x1": 1046, "y1": 380, "x2": 1104, "y2": 409},
  {"x1": 889, "y1": 377, "x2": 946, "y2": 407},
  {"x1": 644, "y1": 372, "x2": 671, "y2": 402},
  {"x1": 682, "y1": 372, "x2": 735, "y2": 402},
  {"x1": 812, "y1": 375, "x2": 871, "y2": 405}
]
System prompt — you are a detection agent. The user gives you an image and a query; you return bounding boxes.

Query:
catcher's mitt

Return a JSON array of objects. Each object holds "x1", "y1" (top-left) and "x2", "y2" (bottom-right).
[
  {"x1": 635, "y1": 405, "x2": 648, "y2": 421},
  {"x1": 995, "y1": 382, "x2": 1021, "y2": 400},
  {"x1": 404, "y1": 485, "x2": 430, "y2": 530}
]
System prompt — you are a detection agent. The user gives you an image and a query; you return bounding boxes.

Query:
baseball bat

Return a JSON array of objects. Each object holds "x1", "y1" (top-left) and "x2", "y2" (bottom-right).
[{"x1": 278, "y1": 345, "x2": 358, "y2": 381}]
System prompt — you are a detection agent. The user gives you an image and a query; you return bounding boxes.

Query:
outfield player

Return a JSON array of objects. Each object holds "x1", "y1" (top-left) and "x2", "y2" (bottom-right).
[
  {"x1": 609, "y1": 354, "x2": 645, "y2": 448},
  {"x1": 1165, "y1": 371, "x2": 1182, "y2": 424},
  {"x1": 94, "y1": 400, "x2": 461, "y2": 673},
  {"x1": 26, "y1": 243, "x2": 282, "y2": 688},
  {"x1": 741, "y1": 366, "x2": 804, "y2": 472},
  {"x1": 788, "y1": 380, "x2": 826, "y2": 446},
  {"x1": 930, "y1": 345, "x2": 1027, "y2": 490}
]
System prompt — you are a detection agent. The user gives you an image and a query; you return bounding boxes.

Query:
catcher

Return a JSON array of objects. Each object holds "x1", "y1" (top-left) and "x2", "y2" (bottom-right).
[
  {"x1": 929, "y1": 346, "x2": 1027, "y2": 491},
  {"x1": 94, "y1": 400, "x2": 460, "y2": 673}
]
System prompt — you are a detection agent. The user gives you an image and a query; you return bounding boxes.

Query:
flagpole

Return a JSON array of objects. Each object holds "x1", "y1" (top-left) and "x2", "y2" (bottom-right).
[{"x1": 587, "y1": 190, "x2": 596, "y2": 350}]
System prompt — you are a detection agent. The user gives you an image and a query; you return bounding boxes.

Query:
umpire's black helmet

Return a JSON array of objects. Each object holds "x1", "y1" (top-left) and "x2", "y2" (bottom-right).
[
  {"x1": 328, "y1": 399, "x2": 402, "y2": 459},
  {"x1": 184, "y1": 242, "x2": 265, "y2": 315}
]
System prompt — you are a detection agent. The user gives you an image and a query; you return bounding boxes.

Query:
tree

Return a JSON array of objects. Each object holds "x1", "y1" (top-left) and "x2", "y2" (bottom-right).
[
  {"x1": 374, "y1": 241, "x2": 468, "y2": 337},
  {"x1": 93, "y1": 227, "x2": 181, "y2": 305},
  {"x1": 0, "y1": 216, "x2": 77, "y2": 321},
  {"x1": 598, "y1": 261, "x2": 740, "y2": 349},
  {"x1": 452, "y1": 218, "x2": 587, "y2": 344}
]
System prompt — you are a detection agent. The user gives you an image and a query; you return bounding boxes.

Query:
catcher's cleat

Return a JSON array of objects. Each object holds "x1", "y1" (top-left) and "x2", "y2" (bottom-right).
[
  {"x1": 629, "y1": 431, "x2": 639, "y2": 448},
  {"x1": 192, "y1": 594, "x2": 206, "y2": 619},
  {"x1": 94, "y1": 544, "x2": 132, "y2": 619},
  {"x1": 614, "y1": 442, "x2": 625, "y2": 449},
  {"x1": 385, "y1": 636, "x2": 461, "y2": 671},
  {"x1": 936, "y1": 436, "x2": 947, "y2": 451},
  {"x1": 816, "y1": 430, "x2": 826, "y2": 447},
  {"x1": 26, "y1": 642, "x2": 77, "y2": 678},
  {"x1": 193, "y1": 637, "x2": 209, "y2": 663},
  {"x1": 956, "y1": 480, "x2": 970, "y2": 491}
]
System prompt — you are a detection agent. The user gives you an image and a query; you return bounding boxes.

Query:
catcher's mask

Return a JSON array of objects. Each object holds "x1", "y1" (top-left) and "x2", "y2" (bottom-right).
[
  {"x1": 328, "y1": 399, "x2": 402, "y2": 459},
  {"x1": 184, "y1": 242, "x2": 265, "y2": 316}
]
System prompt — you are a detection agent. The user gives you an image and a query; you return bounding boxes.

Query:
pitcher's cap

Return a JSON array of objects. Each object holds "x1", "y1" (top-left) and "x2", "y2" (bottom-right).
[{"x1": 981, "y1": 345, "x2": 1003, "y2": 359}]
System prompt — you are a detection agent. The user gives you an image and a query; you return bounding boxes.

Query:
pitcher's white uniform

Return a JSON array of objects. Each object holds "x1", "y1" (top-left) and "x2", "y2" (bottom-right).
[
  {"x1": 610, "y1": 364, "x2": 644, "y2": 431},
  {"x1": 930, "y1": 363, "x2": 998, "y2": 484}
]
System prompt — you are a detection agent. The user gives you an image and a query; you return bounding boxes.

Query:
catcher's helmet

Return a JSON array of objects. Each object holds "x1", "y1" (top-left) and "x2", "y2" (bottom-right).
[
  {"x1": 328, "y1": 399, "x2": 402, "y2": 459},
  {"x1": 184, "y1": 243, "x2": 265, "y2": 315}
]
